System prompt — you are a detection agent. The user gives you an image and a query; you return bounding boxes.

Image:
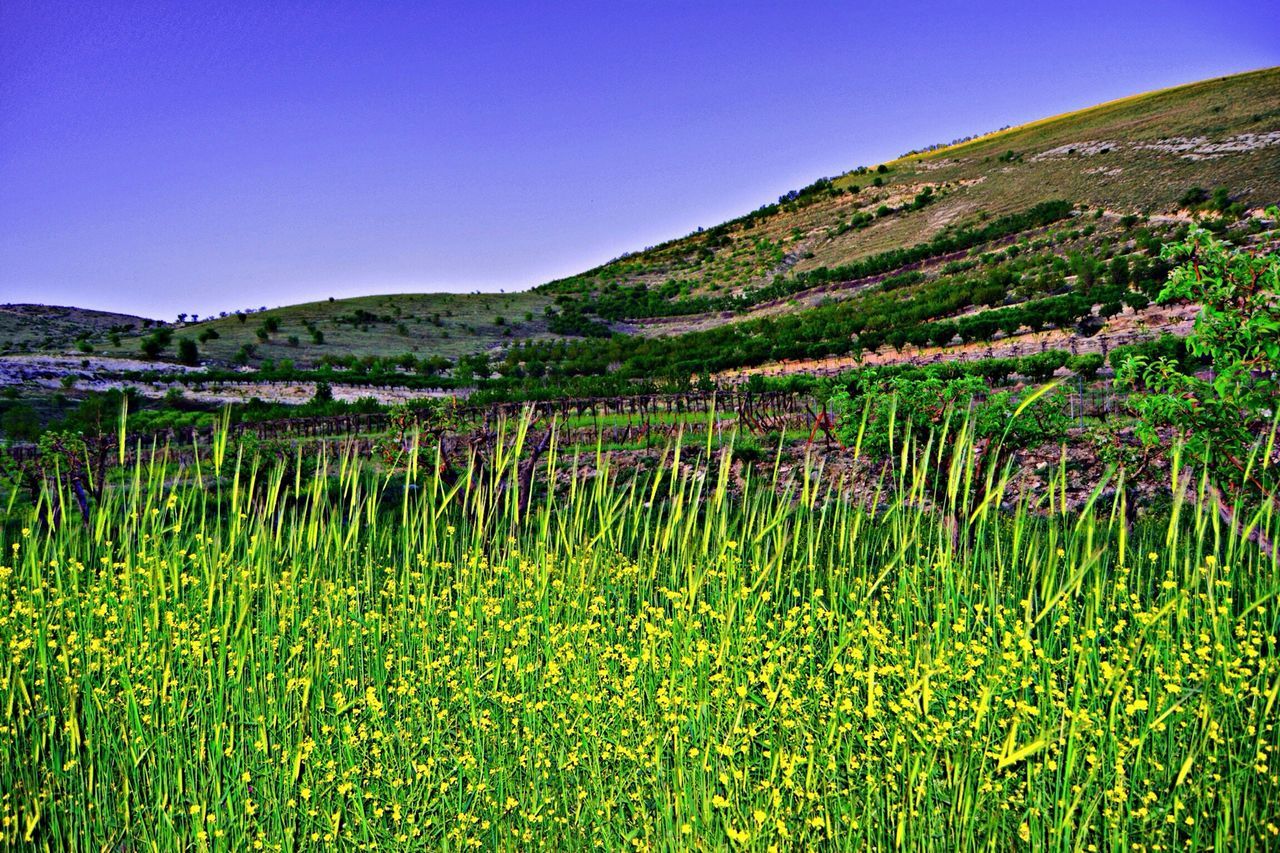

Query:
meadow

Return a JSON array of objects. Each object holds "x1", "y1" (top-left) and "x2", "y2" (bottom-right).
[{"x1": 2, "y1": 410, "x2": 1277, "y2": 851}]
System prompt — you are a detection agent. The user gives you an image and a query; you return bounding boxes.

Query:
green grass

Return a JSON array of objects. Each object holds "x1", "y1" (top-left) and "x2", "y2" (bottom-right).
[
  {"x1": 1, "y1": 409, "x2": 1277, "y2": 850},
  {"x1": 558, "y1": 410, "x2": 725, "y2": 430}
]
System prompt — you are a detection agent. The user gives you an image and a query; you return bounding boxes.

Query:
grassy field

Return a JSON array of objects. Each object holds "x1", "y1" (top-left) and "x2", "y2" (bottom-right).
[{"x1": 2, "y1": 413, "x2": 1277, "y2": 850}]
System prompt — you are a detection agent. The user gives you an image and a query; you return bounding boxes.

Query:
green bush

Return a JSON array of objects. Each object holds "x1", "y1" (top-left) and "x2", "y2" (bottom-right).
[{"x1": 176, "y1": 338, "x2": 199, "y2": 366}]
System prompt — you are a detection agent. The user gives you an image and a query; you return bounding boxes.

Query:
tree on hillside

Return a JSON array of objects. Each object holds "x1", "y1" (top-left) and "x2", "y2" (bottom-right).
[
  {"x1": 176, "y1": 338, "x2": 199, "y2": 366},
  {"x1": 140, "y1": 328, "x2": 173, "y2": 359}
]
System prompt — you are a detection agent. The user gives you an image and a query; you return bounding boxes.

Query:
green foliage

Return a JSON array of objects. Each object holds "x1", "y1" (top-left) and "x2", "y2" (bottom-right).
[
  {"x1": 176, "y1": 337, "x2": 199, "y2": 366},
  {"x1": 907, "y1": 185, "x2": 936, "y2": 211},
  {"x1": 312, "y1": 381, "x2": 334, "y2": 404},
  {"x1": 1179, "y1": 186, "x2": 1209, "y2": 208},
  {"x1": 1179, "y1": 186, "x2": 1247, "y2": 219},
  {"x1": 1020, "y1": 351, "x2": 1068, "y2": 382},
  {"x1": 1067, "y1": 353, "x2": 1104, "y2": 380},
  {"x1": 0, "y1": 403, "x2": 40, "y2": 441},
  {"x1": 829, "y1": 372, "x2": 1070, "y2": 455},
  {"x1": 1108, "y1": 333, "x2": 1194, "y2": 374},
  {"x1": 139, "y1": 328, "x2": 173, "y2": 359},
  {"x1": 547, "y1": 307, "x2": 611, "y2": 338},
  {"x1": 1117, "y1": 210, "x2": 1280, "y2": 496},
  {"x1": 730, "y1": 432, "x2": 765, "y2": 463},
  {"x1": 566, "y1": 201, "x2": 1075, "y2": 322}
]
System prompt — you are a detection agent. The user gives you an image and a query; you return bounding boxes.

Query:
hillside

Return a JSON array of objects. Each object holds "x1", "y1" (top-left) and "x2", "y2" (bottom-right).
[
  {"x1": 7, "y1": 67, "x2": 1279, "y2": 381},
  {"x1": 0, "y1": 304, "x2": 154, "y2": 354},
  {"x1": 95, "y1": 292, "x2": 554, "y2": 370},
  {"x1": 540, "y1": 68, "x2": 1278, "y2": 315}
]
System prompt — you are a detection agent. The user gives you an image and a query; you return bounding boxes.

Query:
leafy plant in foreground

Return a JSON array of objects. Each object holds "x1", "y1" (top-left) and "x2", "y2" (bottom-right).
[{"x1": 1117, "y1": 209, "x2": 1279, "y2": 547}]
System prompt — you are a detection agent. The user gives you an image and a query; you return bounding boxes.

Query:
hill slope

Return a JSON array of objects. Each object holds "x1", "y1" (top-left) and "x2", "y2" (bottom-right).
[
  {"x1": 541, "y1": 67, "x2": 1279, "y2": 311},
  {"x1": 0, "y1": 304, "x2": 153, "y2": 354},
  {"x1": 98, "y1": 292, "x2": 554, "y2": 369},
  {"x1": 12, "y1": 67, "x2": 1280, "y2": 376}
]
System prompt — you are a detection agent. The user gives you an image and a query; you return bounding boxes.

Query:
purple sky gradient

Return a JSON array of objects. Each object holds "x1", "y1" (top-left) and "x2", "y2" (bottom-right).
[{"x1": 2, "y1": 1, "x2": 1277, "y2": 320}]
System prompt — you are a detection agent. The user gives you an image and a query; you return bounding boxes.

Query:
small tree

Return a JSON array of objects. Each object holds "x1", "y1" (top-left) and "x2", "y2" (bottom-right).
[
  {"x1": 1067, "y1": 353, "x2": 1104, "y2": 381},
  {"x1": 0, "y1": 403, "x2": 40, "y2": 441},
  {"x1": 176, "y1": 338, "x2": 199, "y2": 366},
  {"x1": 1117, "y1": 209, "x2": 1280, "y2": 546},
  {"x1": 140, "y1": 328, "x2": 172, "y2": 359},
  {"x1": 312, "y1": 381, "x2": 334, "y2": 404},
  {"x1": 1108, "y1": 255, "x2": 1130, "y2": 288}
]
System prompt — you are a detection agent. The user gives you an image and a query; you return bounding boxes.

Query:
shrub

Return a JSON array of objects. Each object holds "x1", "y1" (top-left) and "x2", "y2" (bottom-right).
[
  {"x1": 1067, "y1": 353, "x2": 1104, "y2": 380},
  {"x1": 312, "y1": 381, "x2": 334, "y2": 404},
  {"x1": 176, "y1": 338, "x2": 199, "y2": 366},
  {"x1": 139, "y1": 329, "x2": 173, "y2": 359},
  {"x1": 1117, "y1": 209, "x2": 1280, "y2": 504}
]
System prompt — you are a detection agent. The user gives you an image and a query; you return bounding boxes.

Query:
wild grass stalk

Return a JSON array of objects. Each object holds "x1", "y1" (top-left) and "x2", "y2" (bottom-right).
[{"x1": 0, "y1": 408, "x2": 1277, "y2": 850}]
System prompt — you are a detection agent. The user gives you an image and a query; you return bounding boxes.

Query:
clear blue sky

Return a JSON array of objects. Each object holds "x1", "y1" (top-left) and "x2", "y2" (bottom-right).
[{"x1": 2, "y1": 1, "x2": 1276, "y2": 320}]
